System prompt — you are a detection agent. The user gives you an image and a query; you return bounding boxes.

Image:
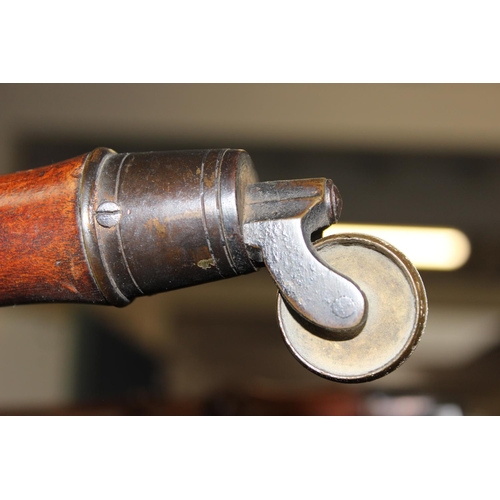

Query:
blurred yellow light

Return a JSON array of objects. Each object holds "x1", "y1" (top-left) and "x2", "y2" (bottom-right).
[{"x1": 323, "y1": 224, "x2": 471, "y2": 271}]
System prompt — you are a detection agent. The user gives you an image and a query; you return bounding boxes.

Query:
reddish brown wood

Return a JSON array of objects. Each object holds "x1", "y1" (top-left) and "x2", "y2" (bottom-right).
[{"x1": 0, "y1": 153, "x2": 105, "y2": 305}]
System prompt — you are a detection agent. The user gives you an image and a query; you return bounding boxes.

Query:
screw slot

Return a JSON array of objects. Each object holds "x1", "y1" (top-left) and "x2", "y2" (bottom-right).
[{"x1": 95, "y1": 202, "x2": 121, "y2": 228}]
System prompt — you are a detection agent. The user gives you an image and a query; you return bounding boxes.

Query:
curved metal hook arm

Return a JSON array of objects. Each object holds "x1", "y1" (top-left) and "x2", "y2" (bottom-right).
[{"x1": 242, "y1": 179, "x2": 367, "y2": 332}]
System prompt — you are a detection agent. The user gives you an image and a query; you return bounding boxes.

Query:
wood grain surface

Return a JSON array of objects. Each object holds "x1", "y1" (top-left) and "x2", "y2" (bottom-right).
[{"x1": 0, "y1": 153, "x2": 105, "y2": 305}]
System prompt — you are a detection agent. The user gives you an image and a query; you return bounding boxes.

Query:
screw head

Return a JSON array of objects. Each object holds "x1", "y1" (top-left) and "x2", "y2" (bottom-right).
[{"x1": 95, "y1": 202, "x2": 121, "y2": 228}]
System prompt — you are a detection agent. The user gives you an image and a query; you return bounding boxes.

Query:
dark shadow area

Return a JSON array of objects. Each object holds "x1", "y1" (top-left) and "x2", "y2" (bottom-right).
[{"x1": 74, "y1": 312, "x2": 161, "y2": 402}]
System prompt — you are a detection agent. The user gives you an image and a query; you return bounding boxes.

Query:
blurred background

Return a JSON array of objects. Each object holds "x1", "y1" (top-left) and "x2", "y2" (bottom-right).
[{"x1": 0, "y1": 83, "x2": 499, "y2": 415}]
